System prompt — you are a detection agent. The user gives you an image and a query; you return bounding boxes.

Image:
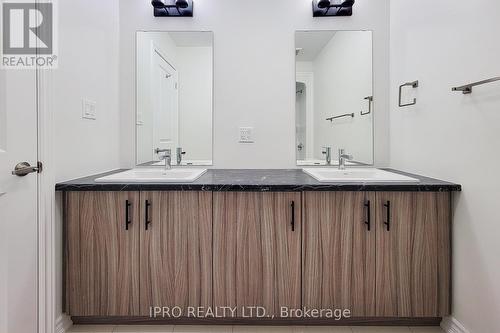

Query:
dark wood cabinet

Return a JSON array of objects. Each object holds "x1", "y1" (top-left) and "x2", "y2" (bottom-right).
[
  {"x1": 302, "y1": 192, "x2": 377, "y2": 317},
  {"x1": 138, "y1": 191, "x2": 212, "y2": 316},
  {"x1": 213, "y1": 192, "x2": 302, "y2": 317},
  {"x1": 301, "y1": 191, "x2": 451, "y2": 319},
  {"x1": 65, "y1": 189, "x2": 451, "y2": 321},
  {"x1": 65, "y1": 191, "x2": 140, "y2": 316},
  {"x1": 375, "y1": 192, "x2": 450, "y2": 317},
  {"x1": 65, "y1": 191, "x2": 212, "y2": 317}
]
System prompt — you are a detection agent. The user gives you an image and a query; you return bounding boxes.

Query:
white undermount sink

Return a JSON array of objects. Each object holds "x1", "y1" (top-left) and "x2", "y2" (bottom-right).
[
  {"x1": 303, "y1": 168, "x2": 419, "y2": 183},
  {"x1": 95, "y1": 168, "x2": 207, "y2": 183}
]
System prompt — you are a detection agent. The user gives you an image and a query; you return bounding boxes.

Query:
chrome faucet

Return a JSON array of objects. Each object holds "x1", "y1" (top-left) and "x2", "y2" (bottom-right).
[
  {"x1": 176, "y1": 147, "x2": 186, "y2": 166},
  {"x1": 155, "y1": 148, "x2": 172, "y2": 171},
  {"x1": 322, "y1": 146, "x2": 332, "y2": 165},
  {"x1": 338, "y1": 148, "x2": 353, "y2": 170}
]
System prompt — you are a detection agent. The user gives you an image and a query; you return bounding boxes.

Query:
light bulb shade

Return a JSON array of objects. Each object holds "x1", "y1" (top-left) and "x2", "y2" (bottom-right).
[
  {"x1": 176, "y1": 0, "x2": 189, "y2": 9},
  {"x1": 317, "y1": 0, "x2": 331, "y2": 9},
  {"x1": 151, "y1": 0, "x2": 166, "y2": 8},
  {"x1": 313, "y1": 0, "x2": 354, "y2": 16},
  {"x1": 152, "y1": 0, "x2": 193, "y2": 17},
  {"x1": 341, "y1": 0, "x2": 355, "y2": 7}
]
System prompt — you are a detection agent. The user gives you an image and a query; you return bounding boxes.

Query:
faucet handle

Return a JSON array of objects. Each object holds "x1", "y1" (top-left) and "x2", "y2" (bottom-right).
[
  {"x1": 155, "y1": 148, "x2": 171, "y2": 155},
  {"x1": 322, "y1": 146, "x2": 331, "y2": 154},
  {"x1": 339, "y1": 149, "x2": 353, "y2": 160}
]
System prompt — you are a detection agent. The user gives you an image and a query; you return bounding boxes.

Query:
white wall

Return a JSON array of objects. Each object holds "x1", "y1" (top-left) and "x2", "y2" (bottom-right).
[
  {"x1": 119, "y1": 0, "x2": 390, "y2": 168},
  {"x1": 390, "y1": 1, "x2": 500, "y2": 332},
  {"x1": 52, "y1": 0, "x2": 121, "y2": 320},
  {"x1": 312, "y1": 31, "x2": 373, "y2": 163},
  {"x1": 177, "y1": 46, "x2": 213, "y2": 161},
  {"x1": 296, "y1": 61, "x2": 314, "y2": 72},
  {"x1": 54, "y1": 0, "x2": 120, "y2": 181}
]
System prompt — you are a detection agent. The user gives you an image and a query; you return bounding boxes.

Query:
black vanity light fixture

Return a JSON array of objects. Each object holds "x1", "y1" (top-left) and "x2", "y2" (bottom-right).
[
  {"x1": 151, "y1": 0, "x2": 193, "y2": 17},
  {"x1": 313, "y1": 0, "x2": 355, "y2": 17}
]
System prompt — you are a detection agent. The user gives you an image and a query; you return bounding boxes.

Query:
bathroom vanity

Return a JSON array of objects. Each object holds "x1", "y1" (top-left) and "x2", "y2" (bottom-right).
[{"x1": 57, "y1": 169, "x2": 460, "y2": 326}]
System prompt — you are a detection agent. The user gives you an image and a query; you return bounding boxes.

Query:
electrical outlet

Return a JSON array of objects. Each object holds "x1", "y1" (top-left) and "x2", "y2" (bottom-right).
[
  {"x1": 239, "y1": 127, "x2": 254, "y2": 143},
  {"x1": 82, "y1": 99, "x2": 96, "y2": 120}
]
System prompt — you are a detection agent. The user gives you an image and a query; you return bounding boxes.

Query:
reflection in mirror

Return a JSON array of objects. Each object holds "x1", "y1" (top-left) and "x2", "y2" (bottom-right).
[
  {"x1": 136, "y1": 31, "x2": 213, "y2": 166},
  {"x1": 295, "y1": 31, "x2": 373, "y2": 166}
]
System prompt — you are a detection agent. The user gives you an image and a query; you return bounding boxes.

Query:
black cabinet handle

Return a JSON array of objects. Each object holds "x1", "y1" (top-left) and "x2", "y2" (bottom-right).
[
  {"x1": 364, "y1": 200, "x2": 371, "y2": 231},
  {"x1": 383, "y1": 200, "x2": 391, "y2": 231},
  {"x1": 145, "y1": 200, "x2": 152, "y2": 230},
  {"x1": 291, "y1": 201, "x2": 295, "y2": 232},
  {"x1": 125, "y1": 200, "x2": 132, "y2": 230}
]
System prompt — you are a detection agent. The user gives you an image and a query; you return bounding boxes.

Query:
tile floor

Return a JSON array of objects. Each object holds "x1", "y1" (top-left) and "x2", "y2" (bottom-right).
[{"x1": 68, "y1": 325, "x2": 444, "y2": 333}]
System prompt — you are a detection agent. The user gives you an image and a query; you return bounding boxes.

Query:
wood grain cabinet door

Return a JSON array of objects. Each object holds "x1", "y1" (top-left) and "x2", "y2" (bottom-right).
[
  {"x1": 375, "y1": 192, "x2": 451, "y2": 317},
  {"x1": 138, "y1": 191, "x2": 212, "y2": 316},
  {"x1": 65, "y1": 191, "x2": 140, "y2": 316},
  {"x1": 302, "y1": 192, "x2": 376, "y2": 317},
  {"x1": 213, "y1": 192, "x2": 301, "y2": 317}
]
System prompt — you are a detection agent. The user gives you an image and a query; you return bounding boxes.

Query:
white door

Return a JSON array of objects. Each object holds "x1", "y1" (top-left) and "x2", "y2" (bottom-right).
[
  {"x1": 151, "y1": 49, "x2": 178, "y2": 160},
  {"x1": 0, "y1": 69, "x2": 39, "y2": 332}
]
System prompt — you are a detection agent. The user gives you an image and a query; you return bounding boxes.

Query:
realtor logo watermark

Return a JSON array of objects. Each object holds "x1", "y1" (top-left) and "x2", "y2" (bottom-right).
[{"x1": 1, "y1": 0, "x2": 57, "y2": 68}]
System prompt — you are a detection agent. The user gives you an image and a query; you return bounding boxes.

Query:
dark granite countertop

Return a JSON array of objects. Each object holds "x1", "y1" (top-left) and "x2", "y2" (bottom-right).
[{"x1": 55, "y1": 169, "x2": 461, "y2": 192}]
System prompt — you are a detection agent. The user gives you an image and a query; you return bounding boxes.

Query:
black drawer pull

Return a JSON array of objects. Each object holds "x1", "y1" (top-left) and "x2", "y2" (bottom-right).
[
  {"x1": 291, "y1": 201, "x2": 295, "y2": 232},
  {"x1": 145, "y1": 200, "x2": 152, "y2": 230},
  {"x1": 383, "y1": 200, "x2": 391, "y2": 231},
  {"x1": 125, "y1": 200, "x2": 132, "y2": 230},
  {"x1": 364, "y1": 200, "x2": 371, "y2": 231}
]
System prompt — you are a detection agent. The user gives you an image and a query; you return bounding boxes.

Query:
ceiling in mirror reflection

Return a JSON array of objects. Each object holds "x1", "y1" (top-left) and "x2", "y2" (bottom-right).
[{"x1": 295, "y1": 31, "x2": 336, "y2": 61}]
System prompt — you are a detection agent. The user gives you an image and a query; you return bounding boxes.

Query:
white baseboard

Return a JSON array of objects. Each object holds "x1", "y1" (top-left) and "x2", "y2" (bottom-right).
[
  {"x1": 441, "y1": 316, "x2": 470, "y2": 333},
  {"x1": 55, "y1": 314, "x2": 73, "y2": 333}
]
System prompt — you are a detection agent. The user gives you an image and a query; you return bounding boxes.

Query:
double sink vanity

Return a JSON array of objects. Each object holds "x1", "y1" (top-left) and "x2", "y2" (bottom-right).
[
  {"x1": 56, "y1": 30, "x2": 461, "y2": 326},
  {"x1": 57, "y1": 168, "x2": 460, "y2": 325}
]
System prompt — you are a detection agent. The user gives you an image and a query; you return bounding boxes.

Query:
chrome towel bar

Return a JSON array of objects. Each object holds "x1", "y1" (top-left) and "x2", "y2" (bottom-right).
[
  {"x1": 361, "y1": 96, "x2": 373, "y2": 115},
  {"x1": 399, "y1": 80, "x2": 419, "y2": 107},
  {"x1": 326, "y1": 113, "x2": 355, "y2": 122},
  {"x1": 452, "y1": 76, "x2": 500, "y2": 94}
]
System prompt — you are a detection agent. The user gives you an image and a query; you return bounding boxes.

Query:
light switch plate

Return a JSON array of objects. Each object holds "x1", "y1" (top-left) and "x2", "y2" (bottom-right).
[
  {"x1": 82, "y1": 99, "x2": 96, "y2": 120},
  {"x1": 239, "y1": 127, "x2": 254, "y2": 143}
]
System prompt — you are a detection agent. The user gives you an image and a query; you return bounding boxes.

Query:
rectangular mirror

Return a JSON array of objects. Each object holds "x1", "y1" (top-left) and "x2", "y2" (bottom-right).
[
  {"x1": 295, "y1": 30, "x2": 373, "y2": 166},
  {"x1": 136, "y1": 31, "x2": 213, "y2": 166}
]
